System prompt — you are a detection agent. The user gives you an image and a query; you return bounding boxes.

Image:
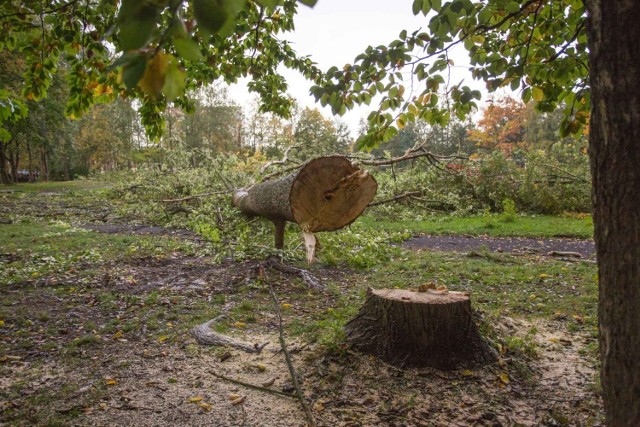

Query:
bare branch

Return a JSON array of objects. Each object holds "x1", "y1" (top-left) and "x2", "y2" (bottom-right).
[
  {"x1": 259, "y1": 143, "x2": 303, "y2": 174},
  {"x1": 160, "y1": 190, "x2": 231, "y2": 203},
  {"x1": 368, "y1": 191, "x2": 423, "y2": 207},
  {"x1": 260, "y1": 163, "x2": 303, "y2": 182},
  {"x1": 267, "y1": 279, "x2": 316, "y2": 427}
]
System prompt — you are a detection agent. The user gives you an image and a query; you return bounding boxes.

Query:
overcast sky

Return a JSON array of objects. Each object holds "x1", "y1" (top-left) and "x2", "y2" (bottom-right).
[{"x1": 229, "y1": 0, "x2": 489, "y2": 134}]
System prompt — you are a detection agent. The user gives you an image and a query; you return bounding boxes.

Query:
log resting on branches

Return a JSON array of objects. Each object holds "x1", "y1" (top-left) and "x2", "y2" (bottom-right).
[
  {"x1": 233, "y1": 156, "x2": 378, "y2": 262},
  {"x1": 345, "y1": 288, "x2": 497, "y2": 370}
]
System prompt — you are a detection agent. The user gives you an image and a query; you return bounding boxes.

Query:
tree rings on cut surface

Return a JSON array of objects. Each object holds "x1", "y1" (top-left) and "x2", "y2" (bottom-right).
[
  {"x1": 345, "y1": 288, "x2": 497, "y2": 370},
  {"x1": 290, "y1": 156, "x2": 378, "y2": 232}
]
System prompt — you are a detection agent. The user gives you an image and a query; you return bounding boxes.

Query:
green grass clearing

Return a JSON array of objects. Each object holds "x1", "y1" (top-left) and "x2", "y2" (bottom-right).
[{"x1": 360, "y1": 213, "x2": 593, "y2": 238}]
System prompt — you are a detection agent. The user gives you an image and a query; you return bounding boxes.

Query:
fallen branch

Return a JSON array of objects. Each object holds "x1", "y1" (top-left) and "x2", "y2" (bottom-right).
[
  {"x1": 267, "y1": 280, "x2": 316, "y2": 427},
  {"x1": 368, "y1": 191, "x2": 422, "y2": 207},
  {"x1": 160, "y1": 190, "x2": 230, "y2": 203},
  {"x1": 259, "y1": 143, "x2": 302, "y2": 175},
  {"x1": 349, "y1": 143, "x2": 466, "y2": 168},
  {"x1": 265, "y1": 258, "x2": 325, "y2": 291},
  {"x1": 547, "y1": 250, "x2": 583, "y2": 258},
  {"x1": 191, "y1": 315, "x2": 269, "y2": 353},
  {"x1": 209, "y1": 371, "x2": 295, "y2": 398},
  {"x1": 260, "y1": 163, "x2": 303, "y2": 182}
]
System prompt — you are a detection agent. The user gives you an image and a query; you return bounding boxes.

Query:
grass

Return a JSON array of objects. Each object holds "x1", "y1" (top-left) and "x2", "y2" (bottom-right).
[
  {"x1": 0, "y1": 179, "x2": 109, "y2": 193},
  {"x1": 359, "y1": 213, "x2": 594, "y2": 238}
]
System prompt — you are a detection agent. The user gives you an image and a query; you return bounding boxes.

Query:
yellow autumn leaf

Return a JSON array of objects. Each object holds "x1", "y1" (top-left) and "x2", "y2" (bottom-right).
[
  {"x1": 158, "y1": 335, "x2": 169, "y2": 342},
  {"x1": 498, "y1": 372, "x2": 510, "y2": 384},
  {"x1": 281, "y1": 303, "x2": 292, "y2": 310},
  {"x1": 539, "y1": 273, "x2": 549, "y2": 279},
  {"x1": 255, "y1": 363, "x2": 266, "y2": 372},
  {"x1": 548, "y1": 337, "x2": 560, "y2": 343},
  {"x1": 232, "y1": 322, "x2": 246, "y2": 329},
  {"x1": 231, "y1": 395, "x2": 246, "y2": 405},
  {"x1": 111, "y1": 330, "x2": 123, "y2": 340},
  {"x1": 105, "y1": 378, "x2": 117, "y2": 385},
  {"x1": 532, "y1": 87, "x2": 544, "y2": 102},
  {"x1": 188, "y1": 396, "x2": 204, "y2": 403},
  {"x1": 198, "y1": 402, "x2": 213, "y2": 412},
  {"x1": 138, "y1": 52, "x2": 171, "y2": 98},
  {"x1": 0, "y1": 320, "x2": 5, "y2": 327},
  {"x1": 261, "y1": 377, "x2": 276, "y2": 387},
  {"x1": 462, "y1": 369, "x2": 473, "y2": 377}
]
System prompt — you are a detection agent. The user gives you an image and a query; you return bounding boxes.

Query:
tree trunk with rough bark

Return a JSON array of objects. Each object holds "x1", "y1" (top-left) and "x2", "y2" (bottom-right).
[
  {"x1": 345, "y1": 288, "x2": 497, "y2": 370},
  {"x1": 585, "y1": 1, "x2": 640, "y2": 424},
  {"x1": 233, "y1": 156, "x2": 377, "y2": 261}
]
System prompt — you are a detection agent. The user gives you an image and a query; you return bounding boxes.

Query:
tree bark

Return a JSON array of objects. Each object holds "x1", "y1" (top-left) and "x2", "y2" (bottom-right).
[
  {"x1": 0, "y1": 141, "x2": 10, "y2": 184},
  {"x1": 40, "y1": 146, "x2": 49, "y2": 182},
  {"x1": 585, "y1": 1, "x2": 640, "y2": 424},
  {"x1": 345, "y1": 288, "x2": 497, "y2": 370},
  {"x1": 233, "y1": 156, "x2": 377, "y2": 255}
]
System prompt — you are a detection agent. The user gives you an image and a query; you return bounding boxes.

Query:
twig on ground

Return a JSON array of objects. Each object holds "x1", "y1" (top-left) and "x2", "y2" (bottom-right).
[
  {"x1": 209, "y1": 371, "x2": 295, "y2": 398},
  {"x1": 267, "y1": 280, "x2": 317, "y2": 427},
  {"x1": 265, "y1": 258, "x2": 325, "y2": 291}
]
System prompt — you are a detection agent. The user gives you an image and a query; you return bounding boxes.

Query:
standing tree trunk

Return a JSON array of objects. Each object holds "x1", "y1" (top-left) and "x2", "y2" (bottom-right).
[
  {"x1": 345, "y1": 288, "x2": 496, "y2": 370},
  {"x1": 40, "y1": 146, "x2": 49, "y2": 181},
  {"x1": 8, "y1": 142, "x2": 19, "y2": 183},
  {"x1": 233, "y1": 156, "x2": 377, "y2": 261},
  {"x1": 27, "y1": 142, "x2": 34, "y2": 182},
  {"x1": 0, "y1": 141, "x2": 10, "y2": 184},
  {"x1": 586, "y1": 1, "x2": 640, "y2": 424}
]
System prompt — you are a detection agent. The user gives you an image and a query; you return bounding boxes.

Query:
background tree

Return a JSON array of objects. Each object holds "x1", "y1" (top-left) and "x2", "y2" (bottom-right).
[
  {"x1": 291, "y1": 107, "x2": 351, "y2": 161},
  {"x1": 467, "y1": 96, "x2": 527, "y2": 155}
]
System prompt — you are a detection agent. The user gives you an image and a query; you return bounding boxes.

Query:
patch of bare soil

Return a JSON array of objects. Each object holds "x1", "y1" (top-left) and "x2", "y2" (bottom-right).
[{"x1": 404, "y1": 234, "x2": 596, "y2": 259}]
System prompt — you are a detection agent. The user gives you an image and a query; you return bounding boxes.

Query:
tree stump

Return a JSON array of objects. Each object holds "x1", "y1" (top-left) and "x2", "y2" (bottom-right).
[
  {"x1": 345, "y1": 288, "x2": 497, "y2": 370},
  {"x1": 232, "y1": 156, "x2": 377, "y2": 262}
]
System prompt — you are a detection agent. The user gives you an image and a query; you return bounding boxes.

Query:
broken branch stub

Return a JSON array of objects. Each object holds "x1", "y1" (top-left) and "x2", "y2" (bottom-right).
[{"x1": 233, "y1": 156, "x2": 377, "y2": 261}]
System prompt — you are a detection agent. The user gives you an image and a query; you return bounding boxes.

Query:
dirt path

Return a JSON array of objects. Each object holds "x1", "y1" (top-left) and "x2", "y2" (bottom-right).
[{"x1": 403, "y1": 234, "x2": 596, "y2": 259}]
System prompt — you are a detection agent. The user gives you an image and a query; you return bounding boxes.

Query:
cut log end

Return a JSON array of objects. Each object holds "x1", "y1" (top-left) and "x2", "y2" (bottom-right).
[{"x1": 345, "y1": 288, "x2": 497, "y2": 370}]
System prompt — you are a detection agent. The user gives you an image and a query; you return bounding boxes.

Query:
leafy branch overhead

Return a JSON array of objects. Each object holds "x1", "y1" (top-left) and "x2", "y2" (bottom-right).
[
  {"x1": 310, "y1": 0, "x2": 588, "y2": 149},
  {"x1": 1, "y1": 0, "x2": 319, "y2": 139},
  {"x1": 1, "y1": 0, "x2": 588, "y2": 145}
]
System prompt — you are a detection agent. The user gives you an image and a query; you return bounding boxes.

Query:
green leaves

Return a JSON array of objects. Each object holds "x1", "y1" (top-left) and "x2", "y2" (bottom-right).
[
  {"x1": 121, "y1": 55, "x2": 147, "y2": 90},
  {"x1": 173, "y1": 37, "x2": 203, "y2": 62},
  {"x1": 116, "y1": 0, "x2": 159, "y2": 51},
  {"x1": 194, "y1": 0, "x2": 246, "y2": 37}
]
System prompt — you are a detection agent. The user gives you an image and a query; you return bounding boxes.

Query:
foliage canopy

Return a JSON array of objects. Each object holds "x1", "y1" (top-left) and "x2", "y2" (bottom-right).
[{"x1": 1, "y1": 0, "x2": 587, "y2": 146}]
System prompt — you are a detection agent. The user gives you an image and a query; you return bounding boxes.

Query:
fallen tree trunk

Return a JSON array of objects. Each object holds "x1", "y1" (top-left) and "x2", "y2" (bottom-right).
[
  {"x1": 345, "y1": 288, "x2": 497, "y2": 370},
  {"x1": 233, "y1": 156, "x2": 377, "y2": 262}
]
